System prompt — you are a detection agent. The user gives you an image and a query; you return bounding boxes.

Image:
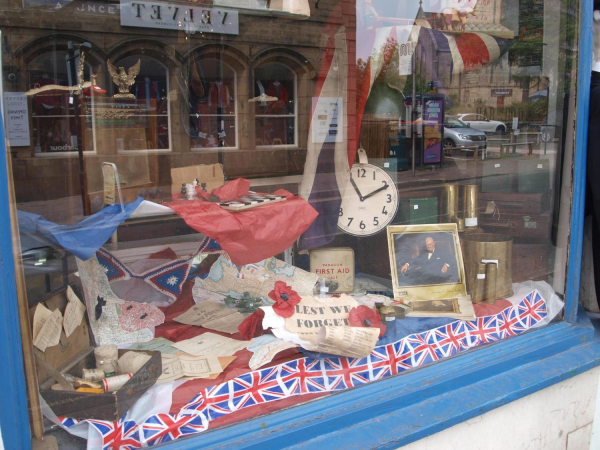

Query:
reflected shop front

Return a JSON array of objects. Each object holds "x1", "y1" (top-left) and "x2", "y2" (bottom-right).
[{"x1": 0, "y1": 0, "x2": 598, "y2": 448}]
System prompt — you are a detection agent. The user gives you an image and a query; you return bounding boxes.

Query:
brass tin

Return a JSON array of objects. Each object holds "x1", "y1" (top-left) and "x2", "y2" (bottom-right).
[
  {"x1": 442, "y1": 184, "x2": 460, "y2": 223},
  {"x1": 463, "y1": 233, "x2": 513, "y2": 299},
  {"x1": 484, "y1": 263, "x2": 498, "y2": 304},
  {"x1": 461, "y1": 184, "x2": 479, "y2": 228},
  {"x1": 472, "y1": 263, "x2": 486, "y2": 303}
]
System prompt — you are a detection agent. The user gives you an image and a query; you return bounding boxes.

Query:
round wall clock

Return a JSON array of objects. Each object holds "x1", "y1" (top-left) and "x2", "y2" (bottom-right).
[{"x1": 338, "y1": 156, "x2": 399, "y2": 236}]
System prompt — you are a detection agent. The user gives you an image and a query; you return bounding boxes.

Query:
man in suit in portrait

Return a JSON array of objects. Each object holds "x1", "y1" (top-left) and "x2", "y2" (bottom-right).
[{"x1": 398, "y1": 236, "x2": 458, "y2": 285}]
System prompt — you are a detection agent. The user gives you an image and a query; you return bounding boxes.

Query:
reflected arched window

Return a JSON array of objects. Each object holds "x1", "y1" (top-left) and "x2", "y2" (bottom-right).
[
  {"x1": 253, "y1": 62, "x2": 296, "y2": 147},
  {"x1": 110, "y1": 55, "x2": 170, "y2": 151},
  {"x1": 29, "y1": 51, "x2": 92, "y2": 154},
  {"x1": 187, "y1": 57, "x2": 237, "y2": 149}
]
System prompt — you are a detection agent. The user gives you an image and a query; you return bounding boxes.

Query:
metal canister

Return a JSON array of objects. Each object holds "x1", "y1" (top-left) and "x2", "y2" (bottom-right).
[
  {"x1": 463, "y1": 233, "x2": 513, "y2": 299},
  {"x1": 442, "y1": 184, "x2": 460, "y2": 224},
  {"x1": 461, "y1": 184, "x2": 479, "y2": 228},
  {"x1": 484, "y1": 263, "x2": 498, "y2": 304},
  {"x1": 471, "y1": 263, "x2": 486, "y2": 303}
]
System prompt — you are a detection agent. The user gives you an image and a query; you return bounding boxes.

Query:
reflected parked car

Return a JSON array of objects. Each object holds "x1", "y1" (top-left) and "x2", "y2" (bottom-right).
[
  {"x1": 443, "y1": 117, "x2": 487, "y2": 153},
  {"x1": 457, "y1": 113, "x2": 507, "y2": 134}
]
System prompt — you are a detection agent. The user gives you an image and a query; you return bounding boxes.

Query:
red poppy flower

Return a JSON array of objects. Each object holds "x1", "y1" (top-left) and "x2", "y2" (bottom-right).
[
  {"x1": 238, "y1": 309, "x2": 267, "y2": 340},
  {"x1": 348, "y1": 305, "x2": 386, "y2": 337},
  {"x1": 268, "y1": 281, "x2": 301, "y2": 318}
]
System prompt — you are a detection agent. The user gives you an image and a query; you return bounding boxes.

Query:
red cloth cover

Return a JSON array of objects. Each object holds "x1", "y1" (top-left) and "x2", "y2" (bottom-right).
[
  {"x1": 165, "y1": 190, "x2": 318, "y2": 265},
  {"x1": 472, "y1": 299, "x2": 512, "y2": 317},
  {"x1": 211, "y1": 178, "x2": 251, "y2": 202}
]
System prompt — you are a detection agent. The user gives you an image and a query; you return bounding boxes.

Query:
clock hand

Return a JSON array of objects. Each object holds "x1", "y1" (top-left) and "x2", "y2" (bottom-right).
[
  {"x1": 361, "y1": 182, "x2": 390, "y2": 201},
  {"x1": 349, "y1": 175, "x2": 364, "y2": 201}
]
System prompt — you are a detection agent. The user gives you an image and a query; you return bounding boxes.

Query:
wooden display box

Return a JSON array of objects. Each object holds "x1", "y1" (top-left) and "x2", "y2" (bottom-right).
[
  {"x1": 39, "y1": 349, "x2": 161, "y2": 421},
  {"x1": 31, "y1": 286, "x2": 162, "y2": 421}
]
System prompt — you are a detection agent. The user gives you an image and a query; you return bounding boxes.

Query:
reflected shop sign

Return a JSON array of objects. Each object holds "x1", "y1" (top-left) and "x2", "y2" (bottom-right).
[{"x1": 120, "y1": 0, "x2": 239, "y2": 34}]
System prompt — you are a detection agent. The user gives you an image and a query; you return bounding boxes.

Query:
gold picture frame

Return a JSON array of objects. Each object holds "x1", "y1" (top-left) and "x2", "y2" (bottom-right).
[{"x1": 387, "y1": 223, "x2": 467, "y2": 300}]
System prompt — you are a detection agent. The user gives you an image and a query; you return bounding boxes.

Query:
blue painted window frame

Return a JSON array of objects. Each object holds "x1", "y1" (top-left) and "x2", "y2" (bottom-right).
[{"x1": 0, "y1": 0, "x2": 596, "y2": 447}]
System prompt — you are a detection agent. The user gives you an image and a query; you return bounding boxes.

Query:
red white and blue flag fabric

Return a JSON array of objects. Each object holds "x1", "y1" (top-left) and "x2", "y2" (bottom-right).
[
  {"x1": 61, "y1": 290, "x2": 546, "y2": 449},
  {"x1": 95, "y1": 236, "x2": 223, "y2": 301}
]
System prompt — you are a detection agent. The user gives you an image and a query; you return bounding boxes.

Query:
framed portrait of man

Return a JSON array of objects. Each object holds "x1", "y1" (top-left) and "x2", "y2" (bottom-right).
[{"x1": 387, "y1": 224, "x2": 467, "y2": 300}]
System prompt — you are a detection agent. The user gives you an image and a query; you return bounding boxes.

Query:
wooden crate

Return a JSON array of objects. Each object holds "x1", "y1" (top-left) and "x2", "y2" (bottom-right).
[{"x1": 39, "y1": 349, "x2": 161, "y2": 421}]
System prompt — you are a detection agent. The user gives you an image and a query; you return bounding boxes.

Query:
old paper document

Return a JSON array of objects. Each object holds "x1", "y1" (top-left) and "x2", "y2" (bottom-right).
[
  {"x1": 284, "y1": 294, "x2": 359, "y2": 344},
  {"x1": 33, "y1": 304, "x2": 63, "y2": 352},
  {"x1": 158, "y1": 354, "x2": 224, "y2": 382},
  {"x1": 128, "y1": 337, "x2": 184, "y2": 355},
  {"x1": 172, "y1": 332, "x2": 249, "y2": 357},
  {"x1": 158, "y1": 354, "x2": 184, "y2": 382},
  {"x1": 63, "y1": 286, "x2": 86, "y2": 337},
  {"x1": 33, "y1": 303, "x2": 52, "y2": 343},
  {"x1": 312, "y1": 326, "x2": 379, "y2": 358},
  {"x1": 173, "y1": 300, "x2": 246, "y2": 334},
  {"x1": 179, "y1": 354, "x2": 222, "y2": 377}
]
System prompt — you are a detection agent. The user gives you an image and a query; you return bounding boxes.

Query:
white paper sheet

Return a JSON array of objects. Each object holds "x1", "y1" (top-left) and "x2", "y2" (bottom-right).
[
  {"x1": 33, "y1": 305, "x2": 63, "y2": 352},
  {"x1": 173, "y1": 300, "x2": 246, "y2": 334},
  {"x1": 172, "y1": 332, "x2": 249, "y2": 357},
  {"x1": 63, "y1": 286, "x2": 86, "y2": 338}
]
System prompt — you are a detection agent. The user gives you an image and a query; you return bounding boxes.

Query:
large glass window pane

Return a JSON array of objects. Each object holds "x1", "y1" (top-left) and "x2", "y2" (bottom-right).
[{"x1": 0, "y1": 0, "x2": 580, "y2": 445}]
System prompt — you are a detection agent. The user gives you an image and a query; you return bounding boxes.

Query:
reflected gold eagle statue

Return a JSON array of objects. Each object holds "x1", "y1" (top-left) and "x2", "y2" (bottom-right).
[{"x1": 107, "y1": 59, "x2": 141, "y2": 99}]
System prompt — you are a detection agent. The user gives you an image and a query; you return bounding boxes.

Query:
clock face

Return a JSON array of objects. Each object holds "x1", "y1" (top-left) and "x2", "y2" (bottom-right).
[{"x1": 338, "y1": 164, "x2": 399, "y2": 236}]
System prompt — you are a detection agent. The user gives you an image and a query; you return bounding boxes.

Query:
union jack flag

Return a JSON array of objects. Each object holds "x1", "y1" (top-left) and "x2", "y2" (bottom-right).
[
  {"x1": 464, "y1": 315, "x2": 500, "y2": 346},
  {"x1": 432, "y1": 321, "x2": 467, "y2": 357},
  {"x1": 368, "y1": 339, "x2": 415, "y2": 379},
  {"x1": 141, "y1": 413, "x2": 208, "y2": 445},
  {"x1": 319, "y1": 356, "x2": 374, "y2": 390},
  {"x1": 61, "y1": 291, "x2": 548, "y2": 449},
  {"x1": 404, "y1": 329, "x2": 443, "y2": 366},
  {"x1": 88, "y1": 417, "x2": 141, "y2": 450},
  {"x1": 280, "y1": 358, "x2": 328, "y2": 394},
  {"x1": 497, "y1": 306, "x2": 526, "y2": 339},
  {"x1": 517, "y1": 291, "x2": 548, "y2": 328}
]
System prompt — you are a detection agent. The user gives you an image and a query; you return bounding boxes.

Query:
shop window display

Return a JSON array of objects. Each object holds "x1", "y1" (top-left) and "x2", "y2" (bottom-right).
[{"x1": 0, "y1": 0, "x2": 581, "y2": 447}]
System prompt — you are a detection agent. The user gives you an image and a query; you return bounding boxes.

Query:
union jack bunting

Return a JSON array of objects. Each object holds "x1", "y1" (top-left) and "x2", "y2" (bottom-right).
[
  {"x1": 87, "y1": 418, "x2": 141, "y2": 450},
  {"x1": 141, "y1": 413, "x2": 208, "y2": 445},
  {"x1": 61, "y1": 290, "x2": 547, "y2": 449}
]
